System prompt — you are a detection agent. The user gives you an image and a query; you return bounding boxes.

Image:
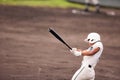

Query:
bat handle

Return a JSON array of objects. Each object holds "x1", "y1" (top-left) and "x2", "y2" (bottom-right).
[
  {"x1": 65, "y1": 43, "x2": 72, "y2": 50},
  {"x1": 68, "y1": 46, "x2": 72, "y2": 50}
]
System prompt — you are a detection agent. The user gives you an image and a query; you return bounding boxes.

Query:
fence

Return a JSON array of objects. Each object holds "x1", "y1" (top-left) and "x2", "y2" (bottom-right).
[{"x1": 69, "y1": 0, "x2": 120, "y2": 8}]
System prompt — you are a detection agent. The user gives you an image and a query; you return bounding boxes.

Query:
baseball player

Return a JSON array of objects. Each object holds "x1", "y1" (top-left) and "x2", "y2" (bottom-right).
[
  {"x1": 84, "y1": 0, "x2": 100, "y2": 13},
  {"x1": 70, "y1": 32, "x2": 103, "y2": 80}
]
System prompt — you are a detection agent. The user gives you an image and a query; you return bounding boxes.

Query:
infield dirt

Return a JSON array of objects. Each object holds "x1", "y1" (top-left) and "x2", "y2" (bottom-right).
[{"x1": 0, "y1": 5, "x2": 120, "y2": 80}]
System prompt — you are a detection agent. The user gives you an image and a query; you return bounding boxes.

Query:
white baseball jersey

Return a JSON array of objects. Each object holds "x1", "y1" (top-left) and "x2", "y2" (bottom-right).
[
  {"x1": 72, "y1": 42, "x2": 103, "y2": 80},
  {"x1": 82, "y1": 41, "x2": 103, "y2": 68}
]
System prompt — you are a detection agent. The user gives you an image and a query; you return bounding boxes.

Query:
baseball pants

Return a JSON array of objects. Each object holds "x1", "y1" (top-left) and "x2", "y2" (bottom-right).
[{"x1": 72, "y1": 65, "x2": 95, "y2": 80}]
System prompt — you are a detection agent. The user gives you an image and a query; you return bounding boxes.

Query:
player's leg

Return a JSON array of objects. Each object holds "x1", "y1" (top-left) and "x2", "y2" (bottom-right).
[
  {"x1": 90, "y1": 78, "x2": 95, "y2": 80},
  {"x1": 72, "y1": 65, "x2": 95, "y2": 80},
  {"x1": 71, "y1": 68, "x2": 83, "y2": 80},
  {"x1": 90, "y1": 75, "x2": 95, "y2": 80},
  {"x1": 71, "y1": 66, "x2": 85, "y2": 80},
  {"x1": 95, "y1": 4, "x2": 100, "y2": 13},
  {"x1": 84, "y1": 0, "x2": 91, "y2": 12},
  {"x1": 86, "y1": 65, "x2": 95, "y2": 80},
  {"x1": 92, "y1": 0, "x2": 100, "y2": 13}
]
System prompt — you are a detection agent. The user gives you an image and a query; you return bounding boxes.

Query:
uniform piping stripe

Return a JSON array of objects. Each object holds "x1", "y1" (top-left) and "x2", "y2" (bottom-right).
[{"x1": 74, "y1": 67, "x2": 85, "y2": 80}]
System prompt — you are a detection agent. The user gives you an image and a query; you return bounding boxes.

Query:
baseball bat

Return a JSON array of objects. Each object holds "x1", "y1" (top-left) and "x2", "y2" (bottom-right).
[{"x1": 48, "y1": 28, "x2": 72, "y2": 50}]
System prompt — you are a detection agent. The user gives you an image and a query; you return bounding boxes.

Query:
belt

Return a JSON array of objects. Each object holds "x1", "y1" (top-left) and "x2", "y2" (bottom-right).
[{"x1": 88, "y1": 64, "x2": 92, "y2": 68}]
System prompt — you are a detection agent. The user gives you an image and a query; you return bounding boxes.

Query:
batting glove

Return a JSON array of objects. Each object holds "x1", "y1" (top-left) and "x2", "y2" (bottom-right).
[{"x1": 70, "y1": 48, "x2": 82, "y2": 56}]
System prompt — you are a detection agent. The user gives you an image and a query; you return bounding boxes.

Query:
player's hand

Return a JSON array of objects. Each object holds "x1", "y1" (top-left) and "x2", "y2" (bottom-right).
[
  {"x1": 70, "y1": 48, "x2": 82, "y2": 56},
  {"x1": 70, "y1": 48, "x2": 77, "y2": 53}
]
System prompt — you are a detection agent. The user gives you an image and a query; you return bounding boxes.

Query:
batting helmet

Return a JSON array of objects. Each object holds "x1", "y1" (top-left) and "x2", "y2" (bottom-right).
[{"x1": 84, "y1": 32, "x2": 101, "y2": 43}]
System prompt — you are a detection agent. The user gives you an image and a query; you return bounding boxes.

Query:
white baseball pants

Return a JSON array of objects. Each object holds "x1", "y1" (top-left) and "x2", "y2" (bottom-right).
[{"x1": 72, "y1": 65, "x2": 95, "y2": 80}]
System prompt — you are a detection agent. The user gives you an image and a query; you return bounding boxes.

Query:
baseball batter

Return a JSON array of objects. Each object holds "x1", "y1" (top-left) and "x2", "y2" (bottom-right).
[
  {"x1": 84, "y1": 0, "x2": 100, "y2": 13},
  {"x1": 70, "y1": 32, "x2": 103, "y2": 80}
]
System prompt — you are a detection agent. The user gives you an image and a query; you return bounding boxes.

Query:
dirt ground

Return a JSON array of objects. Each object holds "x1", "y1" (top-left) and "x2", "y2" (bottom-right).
[{"x1": 0, "y1": 5, "x2": 120, "y2": 80}]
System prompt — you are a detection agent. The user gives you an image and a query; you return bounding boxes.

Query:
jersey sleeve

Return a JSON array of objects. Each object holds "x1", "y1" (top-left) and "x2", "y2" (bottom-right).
[{"x1": 93, "y1": 42, "x2": 102, "y2": 49}]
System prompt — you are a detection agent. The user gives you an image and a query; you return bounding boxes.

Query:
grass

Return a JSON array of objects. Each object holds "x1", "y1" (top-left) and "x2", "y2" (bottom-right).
[{"x1": 0, "y1": 0, "x2": 85, "y2": 9}]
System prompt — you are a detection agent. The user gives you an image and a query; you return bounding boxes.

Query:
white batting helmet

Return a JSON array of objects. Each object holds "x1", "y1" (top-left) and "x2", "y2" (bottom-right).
[{"x1": 84, "y1": 32, "x2": 101, "y2": 43}]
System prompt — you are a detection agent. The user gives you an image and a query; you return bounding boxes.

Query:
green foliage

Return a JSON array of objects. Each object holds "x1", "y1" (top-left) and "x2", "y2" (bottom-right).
[{"x1": 0, "y1": 0, "x2": 84, "y2": 9}]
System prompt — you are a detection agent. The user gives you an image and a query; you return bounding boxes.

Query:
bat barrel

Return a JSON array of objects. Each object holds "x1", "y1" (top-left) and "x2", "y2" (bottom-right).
[{"x1": 49, "y1": 28, "x2": 72, "y2": 50}]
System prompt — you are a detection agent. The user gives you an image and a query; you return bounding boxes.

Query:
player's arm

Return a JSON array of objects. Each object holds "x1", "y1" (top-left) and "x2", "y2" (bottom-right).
[
  {"x1": 70, "y1": 47, "x2": 100, "y2": 56},
  {"x1": 81, "y1": 47, "x2": 100, "y2": 56}
]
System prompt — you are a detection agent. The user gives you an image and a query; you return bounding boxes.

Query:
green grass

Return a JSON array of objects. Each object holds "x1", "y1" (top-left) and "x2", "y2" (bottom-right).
[{"x1": 0, "y1": 0, "x2": 85, "y2": 9}]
